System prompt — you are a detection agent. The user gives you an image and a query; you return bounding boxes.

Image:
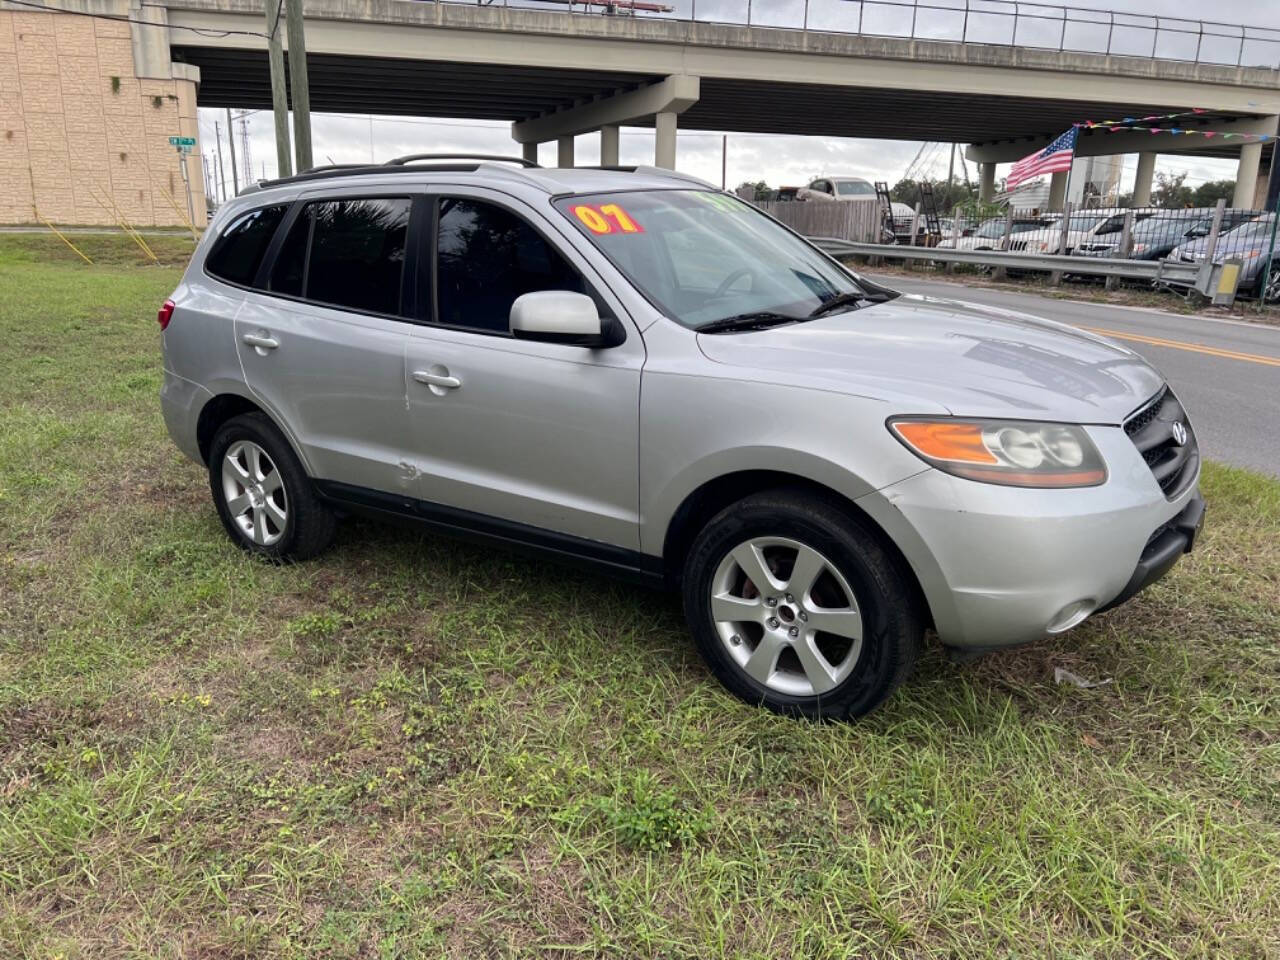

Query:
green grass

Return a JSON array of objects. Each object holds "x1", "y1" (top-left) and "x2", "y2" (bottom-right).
[{"x1": 1, "y1": 234, "x2": 1278, "y2": 958}]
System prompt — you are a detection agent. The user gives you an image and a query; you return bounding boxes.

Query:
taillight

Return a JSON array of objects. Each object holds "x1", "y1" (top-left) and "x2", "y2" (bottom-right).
[{"x1": 158, "y1": 299, "x2": 175, "y2": 331}]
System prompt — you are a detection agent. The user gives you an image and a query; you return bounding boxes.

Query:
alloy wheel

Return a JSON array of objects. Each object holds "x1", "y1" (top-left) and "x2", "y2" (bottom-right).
[
  {"x1": 221, "y1": 440, "x2": 288, "y2": 546},
  {"x1": 710, "y1": 537, "x2": 864, "y2": 697}
]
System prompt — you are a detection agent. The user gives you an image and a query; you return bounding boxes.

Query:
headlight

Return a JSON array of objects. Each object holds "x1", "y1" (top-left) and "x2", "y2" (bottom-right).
[{"x1": 888, "y1": 418, "x2": 1107, "y2": 487}]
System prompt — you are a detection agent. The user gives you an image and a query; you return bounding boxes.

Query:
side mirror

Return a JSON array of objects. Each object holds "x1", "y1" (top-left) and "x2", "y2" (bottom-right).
[{"x1": 510, "y1": 290, "x2": 623, "y2": 348}]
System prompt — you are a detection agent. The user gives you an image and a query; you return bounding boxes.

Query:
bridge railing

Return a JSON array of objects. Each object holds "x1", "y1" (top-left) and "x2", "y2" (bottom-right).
[{"x1": 459, "y1": 1, "x2": 1280, "y2": 70}]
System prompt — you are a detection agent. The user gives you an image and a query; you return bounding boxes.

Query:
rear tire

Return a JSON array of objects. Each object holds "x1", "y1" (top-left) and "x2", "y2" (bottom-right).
[
  {"x1": 208, "y1": 412, "x2": 335, "y2": 561},
  {"x1": 682, "y1": 489, "x2": 922, "y2": 720}
]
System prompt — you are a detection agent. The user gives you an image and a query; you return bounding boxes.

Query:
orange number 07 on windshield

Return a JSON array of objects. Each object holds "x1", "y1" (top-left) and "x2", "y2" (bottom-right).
[{"x1": 571, "y1": 203, "x2": 645, "y2": 235}]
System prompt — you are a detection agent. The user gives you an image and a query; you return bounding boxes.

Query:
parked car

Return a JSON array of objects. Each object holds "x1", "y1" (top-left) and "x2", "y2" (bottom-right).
[
  {"x1": 805, "y1": 176, "x2": 878, "y2": 201},
  {"x1": 161, "y1": 158, "x2": 1203, "y2": 720},
  {"x1": 1169, "y1": 214, "x2": 1280, "y2": 301},
  {"x1": 1036, "y1": 208, "x2": 1155, "y2": 255},
  {"x1": 937, "y1": 215, "x2": 1060, "y2": 251},
  {"x1": 1072, "y1": 208, "x2": 1260, "y2": 261}
]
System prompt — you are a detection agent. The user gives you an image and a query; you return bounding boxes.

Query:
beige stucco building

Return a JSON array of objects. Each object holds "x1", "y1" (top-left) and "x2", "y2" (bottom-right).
[{"x1": 1, "y1": 3, "x2": 206, "y2": 227}]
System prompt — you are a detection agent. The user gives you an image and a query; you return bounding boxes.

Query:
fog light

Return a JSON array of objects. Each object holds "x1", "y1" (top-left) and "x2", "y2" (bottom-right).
[{"x1": 1046, "y1": 599, "x2": 1095, "y2": 634}]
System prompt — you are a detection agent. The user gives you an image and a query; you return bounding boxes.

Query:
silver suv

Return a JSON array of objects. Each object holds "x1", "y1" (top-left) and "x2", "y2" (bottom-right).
[{"x1": 160, "y1": 157, "x2": 1204, "y2": 719}]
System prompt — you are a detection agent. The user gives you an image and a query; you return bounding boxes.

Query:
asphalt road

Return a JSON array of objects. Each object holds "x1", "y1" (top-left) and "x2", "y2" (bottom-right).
[{"x1": 874, "y1": 275, "x2": 1280, "y2": 476}]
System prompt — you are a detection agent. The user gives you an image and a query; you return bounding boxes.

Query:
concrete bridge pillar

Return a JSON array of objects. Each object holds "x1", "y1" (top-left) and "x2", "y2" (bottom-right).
[
  {"x1": 979, "y1": 163, "x2": 996, "y2": 203},
  {"x1": 600, "y1": 125, "x2": 620, "y2": 166},
  {"x1": 513, "y1": 75, "x2": 698, "y2": 174},
  {"x1": 557, "y1": 136, "x2": 575, "y2": 168},
  {"x1": 654, "y1": 112, "x2": 678, "y2": 169},
  {"x1": 1132, "y1": 152, "x2": 1157, "y2": 207},
  {"x1": 522, "y1": 141, "x2": 539, "y2": 165},
  {"x1": 1048, "y1": 170, "x2": 1068, "y2": 211},
  {"x1": 1234, "y1": 141, "x2": 1263, "y2": 209}
]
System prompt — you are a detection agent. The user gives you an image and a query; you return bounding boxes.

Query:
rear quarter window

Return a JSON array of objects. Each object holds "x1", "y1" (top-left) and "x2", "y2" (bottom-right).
[{"x1": 205, "y1": 205, "x2": 289, "y2": 286}]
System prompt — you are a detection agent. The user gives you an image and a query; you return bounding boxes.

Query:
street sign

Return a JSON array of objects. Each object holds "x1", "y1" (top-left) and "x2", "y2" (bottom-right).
[{"x1": 168, "y1": 136, "x2": 196, "y2": 146}]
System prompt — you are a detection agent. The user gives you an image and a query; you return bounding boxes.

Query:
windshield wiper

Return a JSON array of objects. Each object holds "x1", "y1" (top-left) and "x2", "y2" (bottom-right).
[
  {"x1": 807, "y1": 291, "x2": 889, "y2": 317},
  {"x1": 696, "y1": 312, "x2": 802, "y2": 334}
]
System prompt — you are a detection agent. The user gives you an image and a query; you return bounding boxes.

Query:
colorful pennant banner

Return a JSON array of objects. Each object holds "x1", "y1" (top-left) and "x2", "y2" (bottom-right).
[
  {"x1": 1078, "y1": 108, "x2": 1208, "y2": 129},
  {"x1": 1072, "y1": 123, "x2": 1272, "y2": 143},
  {"x1": 1069, "y1": 108, "x2": 1273, "y2": 143}
]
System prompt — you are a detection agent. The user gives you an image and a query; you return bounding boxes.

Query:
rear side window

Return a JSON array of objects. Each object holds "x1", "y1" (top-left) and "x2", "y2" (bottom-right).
[
  {"x1": 266, "y1": 197, "x2": 411, "y2": 315},
  {"x1": 205, "y1": 205, "x2": 288, "y2": 285},
  {"x1": 435, "y1": 198, "x2": 589, "y2": 335},
  {"x1": 270, "y1": 207, "x2": 311, "y2": 297}
]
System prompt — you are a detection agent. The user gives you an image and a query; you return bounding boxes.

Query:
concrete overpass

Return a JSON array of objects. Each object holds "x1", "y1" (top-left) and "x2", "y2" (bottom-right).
[
  {"x1": 22, "y1": 0, "x2": 1280, "y2": 208},
  {"x1": 161, "y1": 0, "x2": 1279, "y2": 207}
]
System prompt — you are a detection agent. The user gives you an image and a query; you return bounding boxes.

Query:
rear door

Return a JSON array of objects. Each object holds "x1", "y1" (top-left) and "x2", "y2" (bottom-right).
[
  {"x1": 235, "y1": 189, "x2": 424, "y2": 493},
  {"x1": 403, "y1": 189, "x2": 644, "y2": 549}
]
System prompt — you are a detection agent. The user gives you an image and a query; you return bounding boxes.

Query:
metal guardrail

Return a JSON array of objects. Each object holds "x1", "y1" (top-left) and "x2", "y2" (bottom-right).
[
  {"x1": 462, "y1": 0, "x2": 1280, "y2": 70},
  {"x1": 808, "y1": 237, "x2": 1203, "y2": 285}
]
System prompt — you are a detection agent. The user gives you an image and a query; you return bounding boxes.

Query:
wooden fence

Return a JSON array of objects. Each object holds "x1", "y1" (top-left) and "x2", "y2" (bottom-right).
[{"x1": 752, "y1": 200, "x2": 882, "y2": 243}]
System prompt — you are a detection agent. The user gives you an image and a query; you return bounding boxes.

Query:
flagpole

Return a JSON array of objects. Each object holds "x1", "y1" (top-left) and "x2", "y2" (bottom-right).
[
  {"x1": 1055, "y1": 128, "x2": 1079, "y2": 258},
  {"x1": 1061, "y1": 126, "x2": 1077, "y2": 217}
]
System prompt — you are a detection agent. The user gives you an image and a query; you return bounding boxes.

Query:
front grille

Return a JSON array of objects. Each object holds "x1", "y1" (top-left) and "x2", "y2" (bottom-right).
[{"x1": 1124, "y1": 387, "x2": 1199, "y2": 499}]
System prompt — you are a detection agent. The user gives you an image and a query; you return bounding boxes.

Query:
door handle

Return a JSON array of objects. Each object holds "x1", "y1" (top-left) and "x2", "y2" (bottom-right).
[
  {"x1": 412, "y1": 369, "x2": 461, "y2": 390},
  {"x1": 242, "y1": 331, "x2": 279, "y2": 350}
]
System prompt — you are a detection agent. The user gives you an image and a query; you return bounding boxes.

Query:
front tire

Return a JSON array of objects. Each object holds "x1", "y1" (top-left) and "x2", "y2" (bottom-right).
[
  {"x1": 208, "y1": 412, "x2": 335, "y2": 561},
  {"x1": 682, "y1": 490, "x2": 922, "y2": 720},
  {"x1": 1261, "y1": 262, "x2": 1279, "y2": 304}
]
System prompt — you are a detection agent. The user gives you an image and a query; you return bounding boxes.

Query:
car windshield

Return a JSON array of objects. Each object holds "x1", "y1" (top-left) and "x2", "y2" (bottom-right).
[
  {"x1": 836, "y1": 180, "x2": 875, "y2": 196},
  {"x1": 1218, "y1": 216, "x2": 1277, "y2": 244},
  {"x1": 973, "y1": 219, "x2": 1007, "y2": 238},
  {"x1": 1067, "y1": 214, "x2": 1106, "y2": 232},
  {"x1": 1133, "y1": 217, "x2": 1194, "y2": 240},
  {"x1": 554, "y1": 190, "x2": 870, "y2": 330}
]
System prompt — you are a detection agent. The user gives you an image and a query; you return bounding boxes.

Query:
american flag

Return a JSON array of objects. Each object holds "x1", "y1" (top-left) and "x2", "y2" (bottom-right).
[{"x1": 1006, "y1": 127, "x2": 1079, "y2": 190}]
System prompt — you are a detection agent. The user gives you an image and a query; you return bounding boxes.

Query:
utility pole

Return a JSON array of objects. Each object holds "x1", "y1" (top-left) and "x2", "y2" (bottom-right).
[
  {"x1": 265, "y1": 0, "x2": 292, "y2": 178},
  {"x1": 225, "y1": 107, "x2": 240, "y2": 194},
  {"x1": 239, "y1": 115, "x2": 253, "y2": 185},
  {"x1": 284, "y1": 0, "x2": 313, "y2": 172},
  {"x1": 721, "y1": 134, "x2": 727, "y2": 190},
  {"x1": 213, "y1": 121, "x2": 227, "y2": 201}
]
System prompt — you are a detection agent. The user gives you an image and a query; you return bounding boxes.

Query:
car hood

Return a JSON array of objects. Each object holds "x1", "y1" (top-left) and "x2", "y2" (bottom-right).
[
  {"x1": 695, "y1": 294, "x2": 1164, "y2": 423},
  {"x1": 1180, "y1": 229, "x2": 1273, "y2": 261}
]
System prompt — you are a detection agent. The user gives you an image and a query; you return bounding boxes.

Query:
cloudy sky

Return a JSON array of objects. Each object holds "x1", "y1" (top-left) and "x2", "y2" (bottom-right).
[{"x1": 196, "y1": 0, "x2": 1278, "y2": 199}]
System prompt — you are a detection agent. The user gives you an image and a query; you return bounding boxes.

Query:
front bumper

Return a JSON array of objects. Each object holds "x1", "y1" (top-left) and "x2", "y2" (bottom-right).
[
  {"x1": 1097, "y1": 494, "x2": 1204, "y2": 613},
  {"x1": 856, "y1": 425, "x2": 1202, "y2": 649}
]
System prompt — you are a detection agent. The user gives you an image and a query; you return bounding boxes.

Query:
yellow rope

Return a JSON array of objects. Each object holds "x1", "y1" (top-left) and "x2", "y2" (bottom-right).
[
  {"x1": 35, "y1": 214, "x2": 93, "y2": 264},
  {"x1": 89, "y1": 184, "x2": 158, "y2": 262}
]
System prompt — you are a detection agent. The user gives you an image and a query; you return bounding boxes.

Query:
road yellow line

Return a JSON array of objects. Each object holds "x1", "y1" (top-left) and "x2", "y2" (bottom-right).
[{"x1": 1081, "y1": 325, "x2": 1280, "y2": 368}]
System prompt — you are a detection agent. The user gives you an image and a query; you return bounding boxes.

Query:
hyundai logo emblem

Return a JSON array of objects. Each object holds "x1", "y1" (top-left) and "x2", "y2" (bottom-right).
[{"x1": 1171, "y1": 421, "x2": 1188, "y2": 446}]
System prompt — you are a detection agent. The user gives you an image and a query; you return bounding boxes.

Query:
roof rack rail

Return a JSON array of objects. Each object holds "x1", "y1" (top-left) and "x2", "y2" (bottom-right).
[
  {"x1": 245, "y1": 158, "x2": 531, "y2": 193},
  {"x1": 386, "y1": 153, "x2": 540, "y2": 168}
]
